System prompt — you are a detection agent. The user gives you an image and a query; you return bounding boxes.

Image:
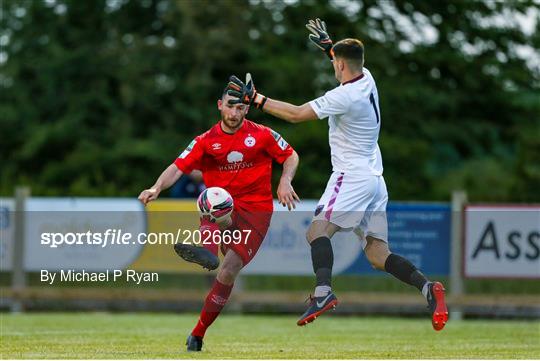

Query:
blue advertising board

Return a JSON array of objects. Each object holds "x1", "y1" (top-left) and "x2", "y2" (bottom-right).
[{"x1": 342, "y1": 202, "x2": 451, "y2": 275}]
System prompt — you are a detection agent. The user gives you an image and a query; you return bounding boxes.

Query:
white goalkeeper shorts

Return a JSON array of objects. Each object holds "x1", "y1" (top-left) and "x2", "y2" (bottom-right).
[{"x1": 312, "y1": 172, "x2": 388, "y2": 248}]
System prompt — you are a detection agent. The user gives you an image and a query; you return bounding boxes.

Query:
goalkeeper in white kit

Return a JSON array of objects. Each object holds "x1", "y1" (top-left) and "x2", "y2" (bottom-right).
[{"x1": 227, "y1": 18, "x2": 448, "y2": 331}]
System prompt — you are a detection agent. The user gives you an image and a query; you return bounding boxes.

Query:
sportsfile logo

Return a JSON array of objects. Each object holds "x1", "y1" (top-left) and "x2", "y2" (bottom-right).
[{"x1": 40, "y1": 228, "x2": 251, "y2": 248}]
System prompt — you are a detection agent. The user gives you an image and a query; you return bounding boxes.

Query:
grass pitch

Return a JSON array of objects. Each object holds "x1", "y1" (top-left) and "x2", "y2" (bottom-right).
[{"x1": 1, "y1": 313, "x2": 539, "y2": 359}]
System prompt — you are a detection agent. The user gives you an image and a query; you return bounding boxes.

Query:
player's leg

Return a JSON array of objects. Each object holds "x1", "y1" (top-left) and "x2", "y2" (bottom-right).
[
  {"x1": 306, "y1": 172, "x2": 349, "y2": 297},
  {"x1": 187, "y1": 204, "x2": 271, "y2": 350},
  {"x1": 361, "y1": 176, "x2": 448, "y2": 331},
  {"x1": 187, "y1": 249, "x2": 243, "y2": 351},
  {"x1": 306, "y1": 220, "x2": 341, "y2": 294},
  {"x1": 174, "y1": 216, "x2": 230, "y2": 271},
  {"x1": 363, "y1": 235, "x2": 448, "y2": 330},
  {"x1": 298, "y1": 173, "x2": 372, "y2": 326},
  {"x1": 297, "y1": 219, "x2": 340, "y2": 326}
]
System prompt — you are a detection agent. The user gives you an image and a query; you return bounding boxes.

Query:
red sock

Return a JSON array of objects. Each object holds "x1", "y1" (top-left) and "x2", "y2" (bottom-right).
[
  {"x1": 200, "y1": 218, "x2": 220, "y2": 256},
  {"x1": 192, "y1": 280, "x2": 233, "y2": 338}
]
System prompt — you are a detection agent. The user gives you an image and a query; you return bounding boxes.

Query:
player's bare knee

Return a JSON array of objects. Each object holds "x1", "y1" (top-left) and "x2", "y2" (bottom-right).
[
  {"x1": 365, "y1": 236, "x2": 390, "y2": 270},
  {"x1": 307, "y1": 220, "x2": 339, "y2": 243},
  {"x1": 306, "y1": 228, "x2": 322, "y2": 243},
  {"x1": 218, "y1": 253, "x2": 243, "y2": 284},
  {"x1": 306, "y1": 225, "x2": 323, "y2": 243},
  {"x1": 217, "y1": 264, "x2": 239, "y2": 285}
]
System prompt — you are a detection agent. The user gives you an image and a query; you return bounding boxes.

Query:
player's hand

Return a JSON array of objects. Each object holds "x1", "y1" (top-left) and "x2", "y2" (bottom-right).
[
  {"x1": 138, "y1": 188, "x2": 160, "y2": 206},
  {"x1": 277, "y1": 179, "x2": 300, "y2": 211},
  {"x1": 306, "y1": 18, "x2": 334, "y2": 60},
  {"x1": 227, "y1": 73, "x2": 267, "y2": 109}
]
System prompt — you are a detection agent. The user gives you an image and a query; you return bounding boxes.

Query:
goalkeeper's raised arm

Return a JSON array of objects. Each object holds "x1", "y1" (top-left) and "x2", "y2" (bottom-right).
[{"x1": 226, "y1": 74, "x2": 317, "y2": 123}]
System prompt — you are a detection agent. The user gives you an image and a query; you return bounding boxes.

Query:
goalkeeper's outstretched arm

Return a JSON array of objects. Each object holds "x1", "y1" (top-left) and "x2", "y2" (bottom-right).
[
  {"x1": 262, "y1": 98, "x2": 318, "y2": 124},
  {"x1": 227, "y1": 74, "x2": 318, "y2": 124},
  {"x1": 138, "y1": 164, "x2": 183, "y2": 205}
]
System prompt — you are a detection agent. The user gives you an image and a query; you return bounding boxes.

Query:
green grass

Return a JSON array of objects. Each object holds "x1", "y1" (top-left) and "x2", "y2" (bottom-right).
[{"x1": 1, "y1": 313, "x2": 539, "y2": 359}]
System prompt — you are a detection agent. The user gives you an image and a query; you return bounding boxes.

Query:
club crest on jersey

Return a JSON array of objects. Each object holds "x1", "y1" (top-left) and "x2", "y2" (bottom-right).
[
  {"x1": 244, "y1": 135, "x2": 256, "y2": 147},
  {"x1": 212, "y1": 143, "x2": 221, "y2": 150}
]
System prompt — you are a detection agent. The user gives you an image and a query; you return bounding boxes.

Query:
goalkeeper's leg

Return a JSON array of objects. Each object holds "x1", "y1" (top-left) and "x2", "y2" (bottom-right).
[{"x1": 364, "y1": 236, "x2": 448, "y2": 331}]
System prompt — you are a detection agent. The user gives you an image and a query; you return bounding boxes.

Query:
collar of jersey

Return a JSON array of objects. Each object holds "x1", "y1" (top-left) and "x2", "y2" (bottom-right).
[
  {"x1": 218, "y1": 120, "x2": 244, "y2": 135},
  {"x1": 341, "y1": 73, "x2": 365, "y2": 85}
]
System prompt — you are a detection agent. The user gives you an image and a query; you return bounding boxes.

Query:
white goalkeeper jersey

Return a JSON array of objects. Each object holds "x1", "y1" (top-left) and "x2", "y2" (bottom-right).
[{"x1": 308, "y1": 67, "x2": 383, "y2": 176}]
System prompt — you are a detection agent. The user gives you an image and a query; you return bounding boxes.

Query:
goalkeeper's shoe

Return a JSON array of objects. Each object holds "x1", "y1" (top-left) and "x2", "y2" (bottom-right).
[
  {"x1": 174, "y1": 243, "x2": 219, "y2": 271},
  {"x1": 186, "y1": 334, "x2": 203, "y2": 352},
  {"x1": 297, "y1": 292, "x2": 338, "y2": 326},
  {"x1": 426, "y1": 281, "x2": 448, "y2": 331}
]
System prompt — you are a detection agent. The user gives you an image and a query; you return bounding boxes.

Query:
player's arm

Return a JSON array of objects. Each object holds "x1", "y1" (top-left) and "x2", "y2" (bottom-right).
[
  {"x1": 262, "y1": 99, "x2": 318, "y2": 124},
  {"x1": 138, "y1": 164, "x2": 183, "y2": 205},
  {"x1": 277, "y1": 150, "x2": 300, "y2": 210},
  {"x1": 227, "y1": 74, "x2": 317, "y2": 123},
  {"x1": 139, "y1": 137, "x2": 204, "y2": 205}
]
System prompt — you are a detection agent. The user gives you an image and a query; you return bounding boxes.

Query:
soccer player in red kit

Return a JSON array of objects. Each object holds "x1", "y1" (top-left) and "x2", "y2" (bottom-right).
[{"x1": 138, "y1": 89, "x2": 299, "y2": 352}]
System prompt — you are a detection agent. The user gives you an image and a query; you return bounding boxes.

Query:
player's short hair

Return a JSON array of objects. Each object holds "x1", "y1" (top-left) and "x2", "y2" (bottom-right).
[
  {"x1": 222, "y1": 85, "x2": 229, "y2": 99},
  {"x1": 332, "y1": 38, "x2": 364, "y2": 70}
]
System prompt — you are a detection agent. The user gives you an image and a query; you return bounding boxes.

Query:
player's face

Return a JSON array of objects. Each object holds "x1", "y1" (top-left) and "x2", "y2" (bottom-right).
[{"x1": 218, "y1": 95, "x2": 248, "y2": 132}]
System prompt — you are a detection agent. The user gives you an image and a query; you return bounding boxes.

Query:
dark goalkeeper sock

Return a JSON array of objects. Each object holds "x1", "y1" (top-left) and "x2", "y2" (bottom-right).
[
  {"x1": 311, "y1": 236, "x2": 334, "y2": 287},
  {"x1": 384, "y1": 253, "x2": 428, "y2": 291}
]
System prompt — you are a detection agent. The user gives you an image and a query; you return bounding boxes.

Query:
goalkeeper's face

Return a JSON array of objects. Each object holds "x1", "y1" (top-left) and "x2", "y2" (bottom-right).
[{"x1": 218, "y1": 94, "x2": 248, "y2": 132}]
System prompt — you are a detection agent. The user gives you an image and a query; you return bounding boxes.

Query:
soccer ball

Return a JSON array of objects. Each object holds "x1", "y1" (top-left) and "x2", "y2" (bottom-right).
[{"x1": 197, "y1": 187, "x2": 234, "y2": 223}]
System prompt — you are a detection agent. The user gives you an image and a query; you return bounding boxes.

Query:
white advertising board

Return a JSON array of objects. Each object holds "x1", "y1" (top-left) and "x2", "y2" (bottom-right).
[
  {"x1": 464, "y1": 205, "x2": 540, "y2": 278},
  {"x1": 243, "y1": 200, "x2": 363, "y2": 275},
  {"x1": 1, "y1": 198, "x2": 146, "y2": 271}
]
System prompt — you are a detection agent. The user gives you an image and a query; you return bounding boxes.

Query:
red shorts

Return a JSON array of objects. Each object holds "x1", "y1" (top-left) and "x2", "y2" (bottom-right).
[{"x1": 200, "y1": 200, "x2": 272, "y2": 266}]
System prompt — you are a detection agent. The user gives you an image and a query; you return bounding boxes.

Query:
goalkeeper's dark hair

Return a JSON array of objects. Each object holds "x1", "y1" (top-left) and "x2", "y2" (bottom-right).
[{"x1": 332, "y1": 38, "x2": 364, "y2": 70}]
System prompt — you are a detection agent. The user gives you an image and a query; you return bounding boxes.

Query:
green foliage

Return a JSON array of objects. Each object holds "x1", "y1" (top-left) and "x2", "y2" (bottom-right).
[{"x1": 1, "y1": 0, "x2": 538, "y2": 201}]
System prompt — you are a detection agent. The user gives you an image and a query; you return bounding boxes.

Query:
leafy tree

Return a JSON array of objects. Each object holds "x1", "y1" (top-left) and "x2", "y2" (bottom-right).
[{"x1": 1, "y1": 0, "x2": 538, "y2": 201}]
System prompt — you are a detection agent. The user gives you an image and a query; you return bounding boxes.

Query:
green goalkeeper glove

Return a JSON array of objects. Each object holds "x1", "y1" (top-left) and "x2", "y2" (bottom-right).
[
  {"x1": 227, "y1": 73, "x2": 267, "y2": 109},
  {"x1": 306, "y1": 18, "x2": 334, "y2": 60}
]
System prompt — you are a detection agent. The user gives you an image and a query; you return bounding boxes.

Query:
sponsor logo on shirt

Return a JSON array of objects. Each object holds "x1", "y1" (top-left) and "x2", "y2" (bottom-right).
[
  {"x1": 212, "y1": 142, "x2": 221, "y2": 150},
  {"x1": 313, "y1": 96, "x2": 328, "y2": 110},
  {"x1": 270, "y1": 129, "x2": 288, "y2": 150},
  {"x1": 227, "y1": 151, "x2": 243, "y2": 163},
  {"x1": 244, "y1": 135, "x2": 256, "y2": 147},
  {"x1": 179, "y1": 140, "x2": 196, "y2": 159},
  {"x1": 220, "y1": 151, "x2": 253, "y2": 171},
  {"x1": 278, "y1": 138, "x2": 289, "y2": 150}
]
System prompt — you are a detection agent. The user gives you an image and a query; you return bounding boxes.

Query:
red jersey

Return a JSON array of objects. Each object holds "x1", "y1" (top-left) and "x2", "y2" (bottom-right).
[{"x1": 174, "y1": 119, "x2": 294, "y2": 207}]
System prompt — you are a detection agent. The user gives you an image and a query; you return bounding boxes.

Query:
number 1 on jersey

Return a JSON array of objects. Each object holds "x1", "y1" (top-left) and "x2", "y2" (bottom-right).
[{"x1": 369, "y1": 92, "x2": 380, "y2": 124}]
